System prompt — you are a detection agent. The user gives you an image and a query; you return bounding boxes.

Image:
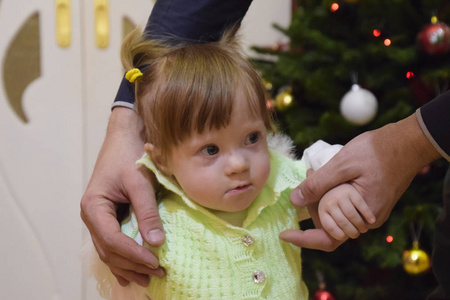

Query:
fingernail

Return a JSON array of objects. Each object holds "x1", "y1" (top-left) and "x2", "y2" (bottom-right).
[
  {"x1": 297, "y1": 189, "x2": 304, "y2": 202},
  {"x1": 137, "y1": 276, "x2": 150, "y2": 287},
  {"x1": 147, "y1": 229, "x2": 165, "y2": 244},
  {"x1": 155, "y1": 268, "x2": 166, "y2": 278},
  {"x1": 290, "y1": 189, "x2": 305, "y2": 206}
]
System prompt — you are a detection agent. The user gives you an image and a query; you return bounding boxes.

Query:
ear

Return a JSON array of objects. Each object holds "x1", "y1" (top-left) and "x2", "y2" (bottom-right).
[{"x1": 144, "y1": 143, "x2": 171, "y2": 175}]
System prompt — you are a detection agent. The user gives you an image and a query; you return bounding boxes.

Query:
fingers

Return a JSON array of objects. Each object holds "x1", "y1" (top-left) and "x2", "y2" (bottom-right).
[
  {"x1": 110, "y1": 264, "x2": 164, "y2": 287},
  {"x1": 291, "y1": 155, "x2": 356, "y2": 207},
  {"x1": 98, "y1": 229, "x2": 160, "y2": 269},
  {"x1": 319, "y1": 210, "x2": 357, "y2": 241},
  {"x1": 110, "y1": 267, "x2": 150, "y2": 287},
  {"x1": 337, "y1": 201, "x2": 366, "y2": 235},
  {"x1": 97, "y1": 242, "x2": 161, "y2": 274},
  {"x1": 279, "y1": 229, "x2": 344, "y2": 252},
  {"x1": 350, "y1": 193, "x2": 376, "y2": 225},
  {"x1": 128, "y1": 166, "x2": 166, "y2": 247},
  {"x1": 306, "y1": 201, "x2": 321, "y2": 228},
  {"x1": 113, "y1": 274, "x2": 131, "y2": 287},
  {"x1": 91, "y1": 231, "x2": 165, "y2": 287},
  {"x1": 84, "y1": 197, "x2": 164, "y2": 282},
  {"x1": 318, "y1": 185, "x2": 376, "y2": 240}
]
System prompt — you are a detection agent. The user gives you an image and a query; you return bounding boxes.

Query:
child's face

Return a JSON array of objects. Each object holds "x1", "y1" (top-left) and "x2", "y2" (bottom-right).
[{"x1": 164, "y1": 100, "x2": 271, "y2": 212}]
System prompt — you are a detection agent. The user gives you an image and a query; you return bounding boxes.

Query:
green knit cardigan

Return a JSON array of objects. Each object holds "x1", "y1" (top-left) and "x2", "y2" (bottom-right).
[{"x1": 122, "y1": 149, "x2": 309, "y2": 299}]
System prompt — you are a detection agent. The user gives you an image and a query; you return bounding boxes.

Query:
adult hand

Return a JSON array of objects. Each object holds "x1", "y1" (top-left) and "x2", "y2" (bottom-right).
[
  {"x1": 282, "y1": 113, "x2": 441, "y2": 251},
  {"x1": 281, "y1": 170, "x2": 346, "y2": 252},
  {"x1": 80, "y1": 107, "x2": 165, "y2": 287}
]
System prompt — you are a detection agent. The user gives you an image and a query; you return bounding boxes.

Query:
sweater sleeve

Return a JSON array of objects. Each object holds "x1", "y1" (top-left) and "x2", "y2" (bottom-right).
[
  {"x1": 112, "y1": 0, "x2": 253, "y2": 109},
  {"x1": 416, "y1": 90, "x2": 450, "y2": 161}
]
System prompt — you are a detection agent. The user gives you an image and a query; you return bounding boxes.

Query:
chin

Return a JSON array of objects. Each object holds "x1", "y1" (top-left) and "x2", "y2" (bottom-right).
[{"x1": 226, "y1": 199, "x2": 254, "y2": 212}]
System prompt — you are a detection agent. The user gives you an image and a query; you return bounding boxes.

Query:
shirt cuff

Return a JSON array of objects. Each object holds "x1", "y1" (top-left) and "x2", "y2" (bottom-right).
[
  {"x1": 111, "y1": 101, "x2": 134, "y2": 110},
  {"x1": 416, "y1": 108, "x2": 450, "y2": 162}
]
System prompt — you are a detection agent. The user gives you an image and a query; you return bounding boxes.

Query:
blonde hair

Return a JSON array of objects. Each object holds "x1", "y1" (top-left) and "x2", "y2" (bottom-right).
[{"x1": 121, "y1": 28, "x2": 273, "y2": 159}]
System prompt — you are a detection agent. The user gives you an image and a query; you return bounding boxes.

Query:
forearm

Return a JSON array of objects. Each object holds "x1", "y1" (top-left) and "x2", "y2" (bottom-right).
[{"x1": 86, "y1": 107, "x2": 148, "y2": 205}]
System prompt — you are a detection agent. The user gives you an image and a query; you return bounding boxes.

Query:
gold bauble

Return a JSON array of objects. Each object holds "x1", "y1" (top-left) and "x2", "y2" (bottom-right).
[
  {"x1": 402, "y1": 241, "x2": 431, "y2": 275},
  {"x1": 263, "y1": 79, "x2": 273, "y2": 92},
  {"x1": 275, "y1": 86, "x2": 293, "y2": 110}
]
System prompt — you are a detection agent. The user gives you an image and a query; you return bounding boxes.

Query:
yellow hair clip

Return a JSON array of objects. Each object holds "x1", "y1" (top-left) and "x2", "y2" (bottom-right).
[{"x1": 125, "y1": 68, "x2": 143, "y2": 83}]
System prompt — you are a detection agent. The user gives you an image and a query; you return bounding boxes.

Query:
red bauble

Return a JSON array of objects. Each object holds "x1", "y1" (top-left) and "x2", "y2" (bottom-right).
[
  {"x1": 417, "y1": 22, "x2": 450, "y2": 54},
  {"x1": 314, "y1": 289, "x2": 336, "y2": 300}
]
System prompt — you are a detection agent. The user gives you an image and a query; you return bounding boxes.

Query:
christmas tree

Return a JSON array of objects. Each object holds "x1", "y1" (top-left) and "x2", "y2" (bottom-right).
[{"x1": 253, "y1": 0, "x2": 450, "y2": 299}]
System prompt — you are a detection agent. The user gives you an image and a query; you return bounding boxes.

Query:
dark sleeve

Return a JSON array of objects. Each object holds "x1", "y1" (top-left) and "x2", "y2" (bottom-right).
[
  {"x1": 416, "y1": 90, "x2": 450, "y2": 160},
  {"x1": 113, "y1": 0, "x2": 253, "y2": 108}
]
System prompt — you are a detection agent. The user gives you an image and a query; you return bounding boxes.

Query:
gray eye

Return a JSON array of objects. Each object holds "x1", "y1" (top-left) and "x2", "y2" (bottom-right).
[
  {"x1": 247, "y1": 132, "x2": 259, "y2": 144},
  {"x1": 202, "y1": 145, "x2": 219, "y2": 156}
]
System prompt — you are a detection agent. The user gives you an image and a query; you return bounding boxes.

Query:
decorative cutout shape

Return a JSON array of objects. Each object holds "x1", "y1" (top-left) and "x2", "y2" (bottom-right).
[
  {"x1": 122, "y1": 16, "x2": 136, "y2": 40},
  {"x1": 3, "y1": 12, "x2": 41, "y2": 123}
]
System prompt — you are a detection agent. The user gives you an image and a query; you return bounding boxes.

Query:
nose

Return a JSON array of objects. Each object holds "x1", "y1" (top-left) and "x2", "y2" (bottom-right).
[{"x1": 224, "y1": 151, "x2": 249, "y2": 175}]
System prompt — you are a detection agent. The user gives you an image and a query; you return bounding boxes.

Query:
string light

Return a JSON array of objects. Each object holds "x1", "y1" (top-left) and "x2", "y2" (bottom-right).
[
  {"x1": 330, "y1": 3, "x2": 339, "y2": 12},
  {"x1": 406, "y1": 71, "x2": 414, "y2": 79},
  {"x1": 373, "y1": 29, "x2": 381, "y2": 37},
  {"x1": 386, "y1": 236, "x2": 394, "y2": 243},
  {"x1": 431, "y1": 16, "x2": 438, "y2": 24},
  {"x1": 384, "y1": 39, "x2": 391, "y2": 46}
]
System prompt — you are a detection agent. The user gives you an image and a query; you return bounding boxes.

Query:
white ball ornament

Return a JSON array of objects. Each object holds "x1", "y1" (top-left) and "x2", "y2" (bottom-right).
[{"x1": 340, "y1": 84, "x2": 378, "y2": 125}]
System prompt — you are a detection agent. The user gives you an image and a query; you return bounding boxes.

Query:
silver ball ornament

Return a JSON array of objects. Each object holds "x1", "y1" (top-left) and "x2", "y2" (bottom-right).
[{"x1": 340, "y1": 84, "x2": 378, "y2": 126}]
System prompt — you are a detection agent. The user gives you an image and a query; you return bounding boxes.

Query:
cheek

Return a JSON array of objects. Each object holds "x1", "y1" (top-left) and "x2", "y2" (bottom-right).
[
  {"x1": 254, "y1": 152, "x2": 271, "y2": 185},
  {"x1": 174, "y1": 167, "x2": 219, "y2": 201}
]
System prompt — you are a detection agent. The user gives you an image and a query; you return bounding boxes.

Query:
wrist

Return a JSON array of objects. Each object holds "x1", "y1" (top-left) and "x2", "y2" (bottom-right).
[
  {"x1": 100, "y1": 107, "x2": 146, "y2": 162},
  {"x1": 109, "y1": 107, "x2": 142, "y2": 133},
  {"x1": 109, "y1": 107, "x2": 145, "y2": 146},
  {"x1": 390, "y1": 113, "x2": 441, "y2": 170}
]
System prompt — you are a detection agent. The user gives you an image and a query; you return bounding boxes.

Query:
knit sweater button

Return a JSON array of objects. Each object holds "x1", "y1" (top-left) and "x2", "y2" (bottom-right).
[
  {"x1": 242, "y1": 235, "x2": 254, "y2": 246},
  {"x1": 252, "y1": 270, "x2": 266, "y2": 283}
]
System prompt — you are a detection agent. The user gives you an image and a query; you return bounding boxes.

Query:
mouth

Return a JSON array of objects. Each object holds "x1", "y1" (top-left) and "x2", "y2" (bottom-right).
[{"x1": 227, "y1": 184, "x2": 251, "y2": 195}]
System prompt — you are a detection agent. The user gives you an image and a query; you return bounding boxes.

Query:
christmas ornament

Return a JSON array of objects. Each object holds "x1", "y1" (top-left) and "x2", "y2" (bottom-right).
[
  {"x1": 266, "y1": 99, "x2": 275, "y2": 110},
  {"x1": 403, "y1": 241, "x2": 431, "y2": 275},
  {"x1": 340, "y1": 84, "x2": 378, "y2": 125},
  {"x1": 314, "y1": 287, "x2": 336, "y2": 300},
  {"x1": 330, "y1": 3, "x2": 339, "y2": 12},
  {"x1": 386, "y1": 235, "x2": 394, "y2": 243},
  {"x1": 417, "y1": 21, "x2": 450, "y2": 55},
  {"x1": 275, "y1": 86, "x2": 293, "y2": 110},
  {"x1": 314, "y1": 271, "x2": 336, "y2": 300},
  {"x1": 263, "y1": 79, "x2": 273, "y2": 93}
]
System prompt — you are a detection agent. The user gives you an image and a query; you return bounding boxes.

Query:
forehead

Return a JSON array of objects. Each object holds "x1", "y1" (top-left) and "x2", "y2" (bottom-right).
[{"x1": 175, "y1": 112, "x2": 266, "y2": 151}]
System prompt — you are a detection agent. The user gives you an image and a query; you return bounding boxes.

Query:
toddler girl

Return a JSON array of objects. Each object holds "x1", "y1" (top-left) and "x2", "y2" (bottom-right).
[{"x1": 87, "y1": 27, "x2": 374, "y2": 299}]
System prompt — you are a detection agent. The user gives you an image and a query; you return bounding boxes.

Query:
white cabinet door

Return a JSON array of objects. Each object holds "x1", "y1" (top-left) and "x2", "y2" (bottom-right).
[
  {"x1": 0, "y1": 0, "x2": 84, "y2": 299},
  {"x1": 0, "y1": 1, "x2": 153, "y2": 299}
]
